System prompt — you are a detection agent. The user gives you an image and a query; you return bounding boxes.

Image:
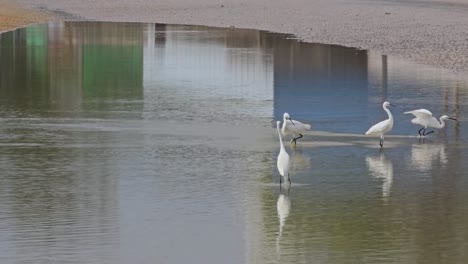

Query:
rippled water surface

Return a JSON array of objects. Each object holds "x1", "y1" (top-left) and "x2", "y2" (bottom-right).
[{"x1": 0, "y1": 22, "x2": 467, "y2": 264}]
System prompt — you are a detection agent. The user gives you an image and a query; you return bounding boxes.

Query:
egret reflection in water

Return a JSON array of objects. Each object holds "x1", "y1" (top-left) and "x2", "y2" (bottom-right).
[
  {"x1": 366, "y1": 152, "x2": 393, "y2": 198},
  {"x1": 290, "y1": 147, "x2": 311, "y2": 173},
  {"x1": 410, "y1": 143, "x2": 448, "y2": 172},
  {"x1": 276, "y1": 191, "x2": 291, "y2": 256}
]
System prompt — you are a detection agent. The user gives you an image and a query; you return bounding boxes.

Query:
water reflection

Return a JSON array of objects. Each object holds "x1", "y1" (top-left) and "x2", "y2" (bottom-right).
[
  {"x1": 366, "y1": 152, "x2": 393, "y2": 198},
  {"x1": 290, "y1": 147, "x2": 311, "y2": 173},
  {"x1": 276, "y1": 191, "x2": 291, "y2": 257},
  {"x1": 0, "y1": 21, "x2": 468, "y2": 264},
  {"x1": 0, "y1": 23, "x2": 144, "y2": 114},
  {"x1": 0, "y1": 147, "x2": 120, "y2": 263},
  {"x1": 0, "y1": 22, "x2": 276, "y2": 264},
  {"x1": 410, "y1": 143, "x2": 448, "y2": 172}
]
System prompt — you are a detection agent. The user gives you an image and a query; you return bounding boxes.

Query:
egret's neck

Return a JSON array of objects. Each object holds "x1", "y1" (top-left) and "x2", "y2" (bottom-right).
[
  {"x1": 383, "y1": 105, "x2": 393, "y2": 124},
  {"x1": 281, "y1": 119, "x2": 287, "y2": 134},
  {"x1": 277, "y1": 125, "x2": 285, "y2": 150},
  {"x1": 436, "y1": 118, "x2": 446, "y2": 129}
]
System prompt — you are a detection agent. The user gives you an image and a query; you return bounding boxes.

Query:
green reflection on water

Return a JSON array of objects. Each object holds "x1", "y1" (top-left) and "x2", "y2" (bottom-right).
[
  {"x1": 0, "y1": 23, "x2": 144, "y2": 114},
  {"x1": 83, "y1": 45, "x2": 143, "y2": 99}
]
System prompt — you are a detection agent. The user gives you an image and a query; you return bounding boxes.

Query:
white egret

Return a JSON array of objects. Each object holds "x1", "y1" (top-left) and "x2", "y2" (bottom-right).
[
  {"x1": 365, "y1": 101, "x2": 396, "y2": 148},
  {"x1": 276, "y1": 121, "x2": 291, "y2": 185},
  {"x1": 282, "y1": 113, "x2": 311, "y2": 145},
  {"x1": 404, "y1": 109, "x2": 457, "y2": 137}
]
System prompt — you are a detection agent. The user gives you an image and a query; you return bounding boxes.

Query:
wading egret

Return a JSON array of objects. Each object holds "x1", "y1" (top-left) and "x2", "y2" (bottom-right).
[
  {"x1": 282, "y1": 113, "x2": 311, "y2": 145},
  {"x1": 404, "y1": 109, "x2": 457, "y2": 137},
  {"x1": 276, "y1": 121, "x2": 291, "y2": 185},
  {"x1": 365, "y1": 101, "x2": 396, "y2": 148}
]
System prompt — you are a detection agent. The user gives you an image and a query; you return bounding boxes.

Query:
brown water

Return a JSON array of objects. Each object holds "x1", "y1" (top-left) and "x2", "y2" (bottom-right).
[{"x1": 0, "y1": 22, "x2": 467, "y2": 264}]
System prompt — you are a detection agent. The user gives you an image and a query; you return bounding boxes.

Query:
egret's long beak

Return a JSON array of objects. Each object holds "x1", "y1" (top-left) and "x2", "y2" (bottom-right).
[
  {"x1": 288, "y1": 118, "x2": 295, "y2": 125},
  {"x1": 390, "y1": 103, "x2": 396, "y2": 107},
  {"x1": 449, "y1": 117, "x2": 457, "y2": 121}
]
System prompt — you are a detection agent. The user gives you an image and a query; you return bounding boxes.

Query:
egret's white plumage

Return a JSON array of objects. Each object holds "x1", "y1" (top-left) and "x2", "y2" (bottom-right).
[
  {"x1": 276, "y1": 121, "x2": 291, "y2": 184},
  {"x1": 404, "y1": 109, "x2": 457, "y2": 137},
  {"x1": 365, "y1": 101, "x2": 395, "y2": 147},
  {"x1": 281, "y1": 113, "x2": 311, "y2": 145}
]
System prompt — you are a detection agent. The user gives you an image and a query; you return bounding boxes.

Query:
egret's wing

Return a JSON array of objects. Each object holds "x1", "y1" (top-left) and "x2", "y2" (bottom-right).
[
  {"x1": 283, "y1": 153, "x2": 290, "y2": 172},
  {"x1": 404, "y1": 109, "x2": 432, "y2": 118},
  {"x1": 428, "y1": 116, "x2": 442, "y2": 128},
  {"x1": 365, "y1": 120, "x2": 390, "y2": 135},
  {"x1": 286, "y1": 120, "x2": 295, "y2": 126},
  {"x1": 277, "y1": 151, "x2": 290, "y2": 176},
  {"x1": 291, "y1": 120, "x2": 312, "y2": 130},
  {"x1": 286, "y1": 120, "x2": 311, "y2": 132}
]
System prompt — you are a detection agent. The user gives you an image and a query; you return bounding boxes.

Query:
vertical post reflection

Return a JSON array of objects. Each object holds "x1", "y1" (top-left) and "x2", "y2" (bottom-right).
[
  {"x1": 454, "y1": 83, "x2": 460, "y2": 139},
  {"x1": 381, "y1": 54, "x2": 388, "y2": 102}
]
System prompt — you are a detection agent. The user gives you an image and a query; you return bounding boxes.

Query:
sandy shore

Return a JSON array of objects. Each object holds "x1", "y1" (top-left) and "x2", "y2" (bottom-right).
[
  {"x1": 0, "y1": 0, "x2": 49, "y2": 32},
  {"x1": 5, "y1": 0, "x2": 468, "y2": 74}
]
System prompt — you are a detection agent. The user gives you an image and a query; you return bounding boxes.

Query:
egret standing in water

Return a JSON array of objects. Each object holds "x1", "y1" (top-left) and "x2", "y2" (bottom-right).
[
  {"x1": 365, "y1": 101, "x2": 396, "y2": 148},
  {"x1": 276, "y1": 121, "x2": 291, "y2": 185},
  {"x1": 282, "y1": 113, "x2": 311, "y2": 145},
  {"x1": 404, "y1": 109, "x2": 457, "y2": 137}
]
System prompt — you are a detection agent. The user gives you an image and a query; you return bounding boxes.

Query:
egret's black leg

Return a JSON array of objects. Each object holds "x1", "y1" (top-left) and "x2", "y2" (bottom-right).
[
  {"x1": 424, "y1": 130, "x2": 434, "y2": 136},
  {"x1": 380, "y1": 138, "x2": 384, "y2": 147},
  {"x1": 288, "y1": 174, "x2": 291, "y2": 184},
  {"x1": 292, "y1": 134, "x2": 303, "y2": 145},
  {"x1": 418, "y1": 127, "x2": 424, "y2": 136},
  {"x1": 293, "y1": 134, "x2": 303, "y2": 142}
]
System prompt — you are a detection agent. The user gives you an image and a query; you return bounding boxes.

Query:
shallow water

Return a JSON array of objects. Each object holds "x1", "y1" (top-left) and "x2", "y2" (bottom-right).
[{"x1": 0, "y1": 22, "x2": 467, "y2": 264}]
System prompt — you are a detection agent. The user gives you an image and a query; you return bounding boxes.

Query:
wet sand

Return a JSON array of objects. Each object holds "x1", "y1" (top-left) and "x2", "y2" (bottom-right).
[{"x1": 5, "y1": 0, "x2": 468, "y2": 73}]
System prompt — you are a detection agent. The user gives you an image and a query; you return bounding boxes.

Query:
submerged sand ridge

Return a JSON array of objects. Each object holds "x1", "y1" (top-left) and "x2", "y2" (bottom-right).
[{"x1": 7, "y1": 0, "x2": 468, "y2": 74}]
